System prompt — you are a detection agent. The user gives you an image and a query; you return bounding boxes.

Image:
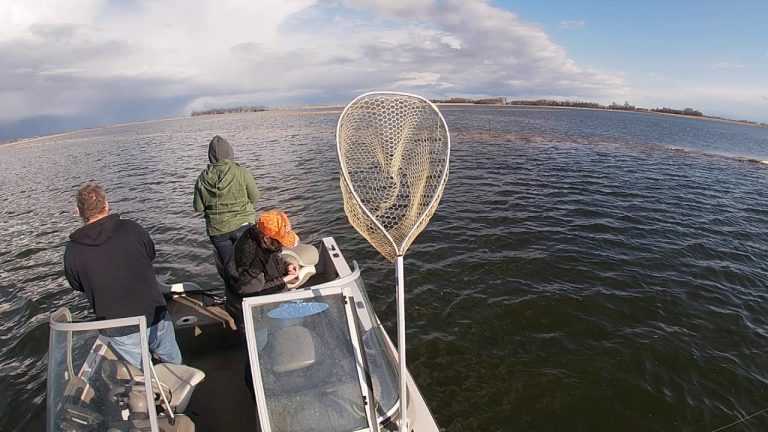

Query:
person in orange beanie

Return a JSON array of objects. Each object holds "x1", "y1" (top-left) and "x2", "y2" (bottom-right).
[
  {"x1": 224, "y1": 210, "x2": 299, "y2": 332},
  {"x1": 223, "y1": 210, "x2": 301, "y2": 401}
]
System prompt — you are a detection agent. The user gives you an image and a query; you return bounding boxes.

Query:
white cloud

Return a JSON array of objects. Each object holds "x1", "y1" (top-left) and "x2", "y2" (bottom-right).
[
  {"x1": 37, "y1": 68, "x2": 85, "y2": 76},
  {"x1": 303, "y1": 0, "x2": 625, "y2": 101},
  {"x1": 440, "y1": 34, "x2": 462, "y2": 49},
  {"x1": 558, "y1": 20, "x2": 586, "y2": 30},
  {"x1": 712, "y1": 61, "x2": 745, "y2": 70},
  {"x1": 325, "y1": 0, "x2": 436, "y2": 19},
  {"x1": 0, "y1": 0, "x2": 100, "y2": 40},
  {"x1": 0, "y1": 0, "x2": 628, "y2": 134},
  {"x1": 110, "y1": 65, "x2": 198, "y2": 80},
  {"x1": 393, "y1": 72, "x2": 451, "y2": 87}
]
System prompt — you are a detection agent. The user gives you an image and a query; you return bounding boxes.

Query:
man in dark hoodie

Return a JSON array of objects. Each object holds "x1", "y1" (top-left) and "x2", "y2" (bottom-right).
[
  {"x1": 64, "y1": 183, "x2": 182, "y2": 368},
  {"x1": 193, "y1": 135, "x2": 260, "y2": 268}
]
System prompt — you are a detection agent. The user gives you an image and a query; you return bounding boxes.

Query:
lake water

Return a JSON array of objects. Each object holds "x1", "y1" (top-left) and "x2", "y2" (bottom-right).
[{"x1": 1, "y1": 106, "x2": 767, "y2": 431}]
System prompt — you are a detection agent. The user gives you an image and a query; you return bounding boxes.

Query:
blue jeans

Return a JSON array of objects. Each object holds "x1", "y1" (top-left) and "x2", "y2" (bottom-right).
[
  {"x1": 109, "y1": 312, "x2": 182, "y2": 369},
  {"x1": 209, "y1": 224, "x2": 251, "y2": 269}
]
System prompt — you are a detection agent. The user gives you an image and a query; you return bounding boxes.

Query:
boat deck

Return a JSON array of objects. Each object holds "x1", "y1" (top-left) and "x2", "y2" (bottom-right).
[{"x1": 167, "y1": 295, "x2": 260, "y2": 432}]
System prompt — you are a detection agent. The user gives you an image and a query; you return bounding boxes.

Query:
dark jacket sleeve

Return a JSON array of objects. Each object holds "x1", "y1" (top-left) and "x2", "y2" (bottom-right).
[
  {"x1": 236, "y1": 268, "x2": 286, "y2": 297},
  {"x1": 244, "y1": 168, "x2": 260, "y2": 204},
  {"x1": 230, "y1": 250, "x2": 286, "y2": 296},
  {"x1": 226, "y1": 235, "x2": 286, "y2": 297},
  {"x1": 63, "y1": 246, "x2": 83, "y2": 292}
]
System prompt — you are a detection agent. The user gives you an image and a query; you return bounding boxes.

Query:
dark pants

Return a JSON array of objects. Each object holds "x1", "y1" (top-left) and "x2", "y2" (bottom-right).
[{"x1": 209, "y1": 224, "x2": 251, "y2": 272}]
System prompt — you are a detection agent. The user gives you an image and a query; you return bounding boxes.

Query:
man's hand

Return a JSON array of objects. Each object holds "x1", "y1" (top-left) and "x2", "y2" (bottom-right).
[
  {"x1": 283, "y1": 263, "x2": 299, "y2": 285},
  {"x1": 285, "y1": 263, "x2": 299, "y2": 276}
]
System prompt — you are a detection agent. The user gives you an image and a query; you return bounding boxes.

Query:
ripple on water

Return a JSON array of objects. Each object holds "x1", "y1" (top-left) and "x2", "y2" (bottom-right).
[{"x1": 1, "y1": 108, "x2": 768, "y2": 431}]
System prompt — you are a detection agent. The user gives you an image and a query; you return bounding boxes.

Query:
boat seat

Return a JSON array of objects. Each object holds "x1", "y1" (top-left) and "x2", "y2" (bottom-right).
[
  {"x1": 101, "y1": 359, "x2": 205, "y2": 414},
  {"x1": 282, "y1": 243, "x2": 320, "y2": 290},
  {"x1": 269, "y1": 380, "x2": 366, "y2": 432},
  {"x1": 154, "y1": 363, "x2": 206, "y2": 413},
  {"x1": 107, "y1": 413, "x2": 196, "y2": 432},
  {"x1": 266, "y1": 326, "x2": 316, "y2": 373}
]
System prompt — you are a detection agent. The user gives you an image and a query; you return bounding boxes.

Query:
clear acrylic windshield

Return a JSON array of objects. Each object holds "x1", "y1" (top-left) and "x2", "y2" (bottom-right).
[
  {"x1": 244, "y1": 269, "x2": 399, "y2": 432},
  {"x1": 349, "y1": 275, "x2": 399, "y2": 420},
  {"x1": 47, "y1": 309, "x2": 160, "y2": 432}
]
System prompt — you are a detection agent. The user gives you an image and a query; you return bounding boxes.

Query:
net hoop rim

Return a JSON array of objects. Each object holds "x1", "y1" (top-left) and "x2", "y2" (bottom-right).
[{"x1": 335, "y1": 90, "x2": 451, "y2": 257}]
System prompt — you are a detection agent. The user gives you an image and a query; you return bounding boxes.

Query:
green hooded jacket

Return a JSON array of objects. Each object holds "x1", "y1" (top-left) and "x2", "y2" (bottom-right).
[{"x1": 193, "y1": 136, "x2": 260, "y2": 236}]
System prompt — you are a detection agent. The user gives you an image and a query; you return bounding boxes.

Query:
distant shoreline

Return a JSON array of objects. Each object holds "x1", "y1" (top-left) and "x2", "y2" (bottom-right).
[
  {"x1": 0, "y1": 107, "x2": 351, "y2": 147},
  {"x1": 434, "y1": 102, "x2": 768, "y2": 129},
  {"x1": 3, "y1": 102, "x2": 765, "y2": 147},
  {"x1": 0, "y1": 116, "x2": 189, "y2": 148}
]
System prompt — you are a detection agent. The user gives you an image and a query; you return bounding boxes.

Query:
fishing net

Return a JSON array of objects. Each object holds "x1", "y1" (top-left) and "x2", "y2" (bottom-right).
[{"x1": 336, "y1": 92, "x2": 450, "y2": 262}]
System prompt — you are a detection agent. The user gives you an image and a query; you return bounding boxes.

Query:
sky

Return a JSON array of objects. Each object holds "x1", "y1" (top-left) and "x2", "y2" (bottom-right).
[{"x1": 1, "y1": 0, "x2": 767, "y2": 141}]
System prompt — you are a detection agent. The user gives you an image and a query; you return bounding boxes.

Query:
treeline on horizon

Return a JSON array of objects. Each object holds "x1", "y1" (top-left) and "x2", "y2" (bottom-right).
[
  {"x1": 190, "y1": 105, "x2": 269, "y2": 116},
  {"x1": 431, "y1": 97, "x2": 767, "y2": 126}
]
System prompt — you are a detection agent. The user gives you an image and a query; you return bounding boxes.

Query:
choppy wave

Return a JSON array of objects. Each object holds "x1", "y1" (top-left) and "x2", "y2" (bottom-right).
[{"x1": 1, "y1": 107, "x2": 767, "y2": 431}]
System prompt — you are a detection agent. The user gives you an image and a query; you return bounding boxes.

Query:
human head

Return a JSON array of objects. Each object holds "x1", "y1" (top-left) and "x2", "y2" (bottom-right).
[
  {"x1": 208, "y1": 135, "x2": 234, "y2": 163},
  {"x1": 76, "y1": 183, "x2": 108, "y2": 223},
  {"x1": 257, "y1": 210, "x2": 298, "y2": 249}
]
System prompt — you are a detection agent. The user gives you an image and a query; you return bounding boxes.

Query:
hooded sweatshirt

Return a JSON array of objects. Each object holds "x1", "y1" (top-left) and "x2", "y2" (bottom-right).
[
  {"x1": 193, "y1": 136, "x2": 260, "y2": 236},
  {"x1": 64, "y1": 214, "x2": 167, "y2": 330}
]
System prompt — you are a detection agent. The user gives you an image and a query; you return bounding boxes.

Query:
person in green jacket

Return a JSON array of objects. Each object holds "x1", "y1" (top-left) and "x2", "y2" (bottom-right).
[{"x1": 193, "y1": 135, "x2": 260, "y2": 269}]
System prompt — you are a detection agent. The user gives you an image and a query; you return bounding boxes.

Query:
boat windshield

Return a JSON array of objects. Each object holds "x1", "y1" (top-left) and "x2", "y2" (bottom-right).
[
  {"x1": 47, "y1": 309, "x2": 161, "y2": 432},
  {"x1": 243, "y1": 268, "x2": 399, "y2": 432}
]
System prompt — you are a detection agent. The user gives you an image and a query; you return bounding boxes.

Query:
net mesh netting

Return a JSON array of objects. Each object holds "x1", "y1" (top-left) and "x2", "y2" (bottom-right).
[{"x1": 337, "y1": 92, "x2": 450, "y2": 262}]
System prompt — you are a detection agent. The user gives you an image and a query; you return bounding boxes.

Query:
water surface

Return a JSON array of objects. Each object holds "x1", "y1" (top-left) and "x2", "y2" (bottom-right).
[{"x1": 1, "y1": 107, "x2": 767, "y2": 431}]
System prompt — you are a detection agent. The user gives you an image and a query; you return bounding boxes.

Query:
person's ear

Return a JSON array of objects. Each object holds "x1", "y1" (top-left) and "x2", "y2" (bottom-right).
[{"x1": 104, "y1": 200, "x2": 110, "y2": 214}]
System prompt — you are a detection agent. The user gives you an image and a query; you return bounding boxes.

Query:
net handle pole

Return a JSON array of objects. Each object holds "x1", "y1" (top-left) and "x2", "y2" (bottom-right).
[
  {"x1": 396, "y1": 255, "x2": 409, "y2": 432},
  {"x1": 148, "y1": 360, "x2": 175, "y2": 423}
]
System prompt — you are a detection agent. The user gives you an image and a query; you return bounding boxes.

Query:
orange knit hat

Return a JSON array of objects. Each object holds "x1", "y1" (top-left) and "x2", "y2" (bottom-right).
[{"x1": 258, "y1": 210, "x2": 298, "y2": 248}]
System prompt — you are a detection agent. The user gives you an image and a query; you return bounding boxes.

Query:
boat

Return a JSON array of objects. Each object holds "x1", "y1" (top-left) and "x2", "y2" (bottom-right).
[
  {"x1": 46, "y1": 237, "x2": 441, "y2": 431},
  {"x1": 47, "y1": 91, "x2": 449, "y2": 432}
]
